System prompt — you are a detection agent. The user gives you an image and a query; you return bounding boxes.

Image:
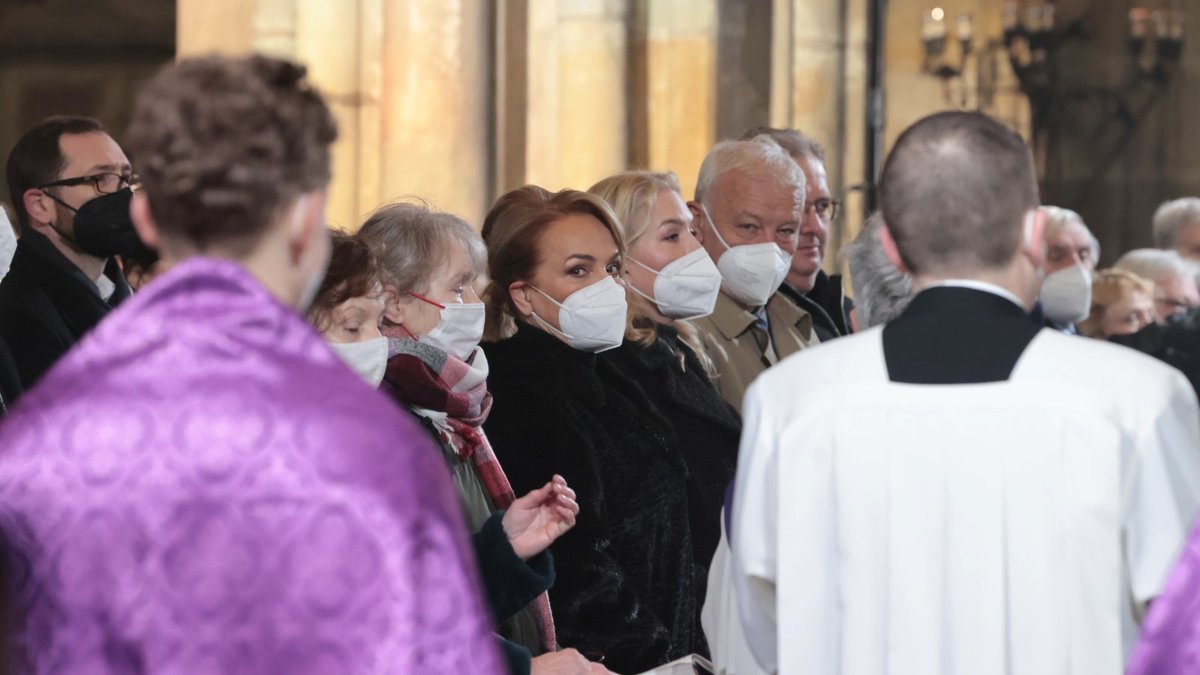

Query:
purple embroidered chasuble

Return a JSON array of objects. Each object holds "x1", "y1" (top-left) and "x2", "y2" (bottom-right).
[
  {"x1": 0, "y1": 257, "x2": 502, "y2": 674},
  {"x1": 1128, "y1": 517, "x2": 1200, "y2": 675}
]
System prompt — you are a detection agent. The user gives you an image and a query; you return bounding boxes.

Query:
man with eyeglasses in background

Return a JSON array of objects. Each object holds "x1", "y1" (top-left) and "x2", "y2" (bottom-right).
[
  {"x1": 0, "y1": 116, "x2": 136, "y2": 396},
  {"x1": 744, "y1": 127, "x2": 856, "y2": 340}
]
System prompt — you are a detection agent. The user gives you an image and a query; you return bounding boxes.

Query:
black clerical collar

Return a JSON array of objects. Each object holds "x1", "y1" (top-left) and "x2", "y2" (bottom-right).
[{"x1": 882, "y1": 285, "x2": 1042, "y2": 385}]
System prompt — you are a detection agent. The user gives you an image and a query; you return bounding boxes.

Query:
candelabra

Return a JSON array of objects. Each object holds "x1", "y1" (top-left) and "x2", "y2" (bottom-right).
[
  {"x1": 921, "y1": 1, "x2": 1186, "y2": 200},
  {"x1": 1127, "y1": 6, "x2": 1186, "y2": 82}
]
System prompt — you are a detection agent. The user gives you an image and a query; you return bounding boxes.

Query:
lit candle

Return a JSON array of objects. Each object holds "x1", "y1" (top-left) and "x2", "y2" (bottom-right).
[
  {"x1": 957, "y1": 13, "x2": 973, "y2": 42},
  {"x1": 1170, "y1": 11, "x2": 1185, "y2": 41},
  {"x1": 1152, "y1": 9, "x2": 1168, "y2": 39},
  {"x1": 923, "y1": 7, "x2": 948, "y2": 41},
  {"x1": 1129, "y1": 7, "x2": 1148, "y2": 41},
  {"x1": 1040, "y1": 3, "x2": 1056, "y2": 31},
  {"x1": 1002, "y1": 1, "x2": 1019, "y2": 31}
]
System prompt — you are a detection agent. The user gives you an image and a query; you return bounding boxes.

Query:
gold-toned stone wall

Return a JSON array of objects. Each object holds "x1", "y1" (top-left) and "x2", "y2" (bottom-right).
[{"x1": 177, "y1": 0, "x2": 868, "y2": 244}]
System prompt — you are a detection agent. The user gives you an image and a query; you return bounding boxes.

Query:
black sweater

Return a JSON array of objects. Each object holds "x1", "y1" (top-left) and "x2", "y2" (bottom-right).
[
  {"x1": 482, "y1": 323, "x2": 703, "y2": 673},
  {"x1": 600, "y1": 326, "x2": 741, "y2": 576}
]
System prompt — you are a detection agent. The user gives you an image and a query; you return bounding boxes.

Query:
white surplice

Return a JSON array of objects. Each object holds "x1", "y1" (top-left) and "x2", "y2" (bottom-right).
[{"x1": 731, "y1": 327, "x2": 1200, "y2": 675}]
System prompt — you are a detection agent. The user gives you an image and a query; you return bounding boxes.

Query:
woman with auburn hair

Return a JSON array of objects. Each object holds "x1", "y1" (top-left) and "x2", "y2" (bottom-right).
[
  {"x1": 481, "y1": 185, "x2": 705, "y2": 673},
  {"x1": 588, "y1": 170, "x2": 739, "y2": 573},
  {"x1": 1078, "y1": 268, "x2": 1157, "y2": 340}
]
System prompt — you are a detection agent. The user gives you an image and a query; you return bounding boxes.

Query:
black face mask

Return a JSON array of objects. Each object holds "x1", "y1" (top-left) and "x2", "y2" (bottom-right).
[
  {"x1": 67, "y1": 188, "x2": 147, "y2": 259},
  {"x1": 51, "y1": 188, "x2": 157, "y2": 273}
]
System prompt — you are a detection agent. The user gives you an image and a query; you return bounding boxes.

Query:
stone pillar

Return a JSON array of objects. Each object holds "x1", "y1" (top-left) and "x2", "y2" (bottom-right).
[
  {"x1": 497, "y1": 0, "x2": 629, "y2": 194},
  {"x1": 764, "y1": 0, "x2": 870, "y2": 271},
  {"x1": 378, "y1": 0, "x2": 492, "y2": 226},
  {"x1": 177, "y1": 0, "x2": 491, "y2": 230},
  {"x1": 629, "y1": 0, "x2": 718, "y2": 199}
]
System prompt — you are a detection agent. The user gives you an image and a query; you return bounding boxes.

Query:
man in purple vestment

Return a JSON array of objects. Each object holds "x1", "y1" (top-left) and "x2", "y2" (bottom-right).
[{"x1": 0, "y1": 55, "x2": 503, "y2": 674}]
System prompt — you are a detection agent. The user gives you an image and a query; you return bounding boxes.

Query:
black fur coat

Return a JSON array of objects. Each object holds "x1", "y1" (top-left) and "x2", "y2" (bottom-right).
[
  {"x1": 600, "y1": 325, "x2": 741, "y2": 575},
  {"x1": 482, "y1": 323, "x2": 703, "y2": 673}
]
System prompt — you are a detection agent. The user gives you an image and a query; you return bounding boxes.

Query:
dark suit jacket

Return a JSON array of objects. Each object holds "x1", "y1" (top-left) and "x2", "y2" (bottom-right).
[
  {"x1": 0, "y1": 230, "x2": 131, "y2": 396},
  {"x1": 0, "y1": 338, "x2": 20, "y2": 416},
  {"x1": 883, "y1": 285, "x2": 1042, "y2": 385},
  {"x1": 780, "y1": 270, "x2": 855, "y2": 342}
]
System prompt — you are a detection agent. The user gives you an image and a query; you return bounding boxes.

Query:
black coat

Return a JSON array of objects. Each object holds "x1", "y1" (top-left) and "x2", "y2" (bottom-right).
[
  {"x1": 780, "y1": 269, "x2": 854, "y2": 341},
  {"x1": 472, "y1": 511, "x2": 555, "y2": 675},
  {"x1": 0, "y1": 230, "x2": 131, "y2": 396},
  {"x1": 0, "y1": 338, "x2": 20, "y2": 416},
  {"x1": 600, "y1": 325, "x2": 741, "y2": 578},
  {"x1": 483, "y1": 323, "x2": 703, "y2": 673}
]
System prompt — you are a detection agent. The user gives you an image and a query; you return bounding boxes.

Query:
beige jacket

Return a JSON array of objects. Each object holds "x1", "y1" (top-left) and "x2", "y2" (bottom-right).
[{"x1": 692, "y1": 290, "x2": 818, "y2": 413}]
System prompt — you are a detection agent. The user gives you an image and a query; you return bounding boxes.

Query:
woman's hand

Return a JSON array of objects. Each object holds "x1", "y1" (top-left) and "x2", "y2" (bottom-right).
[
  {"x1": 530, "y1": 648, "x2": 613, "y2": 674},
  {"x1": 502, "y1": 474, "x2": 579, "y2": 561}
]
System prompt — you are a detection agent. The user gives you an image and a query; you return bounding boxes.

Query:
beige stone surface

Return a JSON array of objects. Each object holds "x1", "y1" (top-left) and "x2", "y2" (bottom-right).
[{"x1": 176, "y1": 0, "x2": 871, "y2": 239}]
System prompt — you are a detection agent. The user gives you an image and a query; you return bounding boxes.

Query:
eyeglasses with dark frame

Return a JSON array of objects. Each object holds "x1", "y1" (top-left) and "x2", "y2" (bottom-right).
[
  {"x1": 805, "y1": 198, "x2": 841, "y2": 221},
  {"x1": 38, "y1": 172, "x2": 140, "y2": 195}
]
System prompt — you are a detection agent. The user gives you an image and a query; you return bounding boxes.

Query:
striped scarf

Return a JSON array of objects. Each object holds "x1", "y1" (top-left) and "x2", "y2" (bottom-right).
[{"x1": 381, "y1": 337, "x2": 557, "y2": 652}]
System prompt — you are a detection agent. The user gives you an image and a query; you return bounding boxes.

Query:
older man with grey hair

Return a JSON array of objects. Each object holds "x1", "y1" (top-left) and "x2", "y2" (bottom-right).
[
  {"x1": 1153, "y1": 197, "x2": 1200, "y2": 261},
  {"x1": 840, "y1": 212, "x2": 914, "y2": 329},
  {"x1": 689, "y1": 136, "x2": 816, "y2": 412},
  {"x1": 1041, "y1": 206, "x2": 1100, "y2": 275},
  {"x1": 743, "y1": 127, "x2": 854, "y2": 340},
  {"x1": 1114, "y1": 248, "x2": 1200, "y2": 321}
]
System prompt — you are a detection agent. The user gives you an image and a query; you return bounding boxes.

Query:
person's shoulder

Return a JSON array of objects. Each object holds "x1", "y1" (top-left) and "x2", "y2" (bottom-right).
[
  {"x1": 1024, "y1": 330, "x2": 1186, "y2": 389},
  {"x1": 757, "y1": 327, "x2": 885, "y2": 391},
  {"x1": 1022, "y1": 329, "x2": 1180, "y2": 381}
]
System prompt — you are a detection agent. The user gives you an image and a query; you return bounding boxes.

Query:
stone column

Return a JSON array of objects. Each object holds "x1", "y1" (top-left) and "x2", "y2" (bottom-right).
[
  {"x1": 629, "y1": 0, "x2": 718, "y2": 199},
  {"x1": 497, "y1": 0, "x2": 629, "y2": 194},
  {"x1": 177, "y1": 0, "x2": 492, "y2": 230}
]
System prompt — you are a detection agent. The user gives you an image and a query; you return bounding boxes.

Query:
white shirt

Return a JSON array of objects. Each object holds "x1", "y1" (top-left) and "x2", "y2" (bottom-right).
[
  {"x1": 932, "y1": 279, "x2": 1026, "y2": 309},
  {"x1": 731, "y1": 328, "x2": 1200, "y2": 675},
  {"x1": 95, "y1": 272, "x2": 115, "y2": 302}
]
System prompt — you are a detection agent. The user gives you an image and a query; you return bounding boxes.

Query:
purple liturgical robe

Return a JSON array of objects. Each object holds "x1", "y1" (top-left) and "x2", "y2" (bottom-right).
[
  {"x1": 0, "y1": 257, "x2": 503, "y2": 674},
  {"x1": 1128, "y1": 518, "x2": 1200, "y2": 675}
]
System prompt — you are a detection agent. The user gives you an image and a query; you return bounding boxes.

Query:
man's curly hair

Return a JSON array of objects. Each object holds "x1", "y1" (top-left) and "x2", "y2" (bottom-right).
[{"x1": 125, "y1": 54, "x2": 338, "y2": 254}]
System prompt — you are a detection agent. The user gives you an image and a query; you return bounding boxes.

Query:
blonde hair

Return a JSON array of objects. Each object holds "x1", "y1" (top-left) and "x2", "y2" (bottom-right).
[
  {"x1": 1078, "y1": 268, "x2": 1155, "y2": 338},
  {"x1": 589, "y1": 170, "x2": 716, "y2": 375},
  {"x1": 481, "y1": 185, "x2": 628, "y2": 341}
]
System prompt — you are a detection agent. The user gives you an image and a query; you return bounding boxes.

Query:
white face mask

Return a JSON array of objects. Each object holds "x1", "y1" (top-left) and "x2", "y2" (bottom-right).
[
  {"x1": 627, "y1": 247, "x2": 722, "y2": 320},
  {"x1": 1040, "y1": 263, "x2": 1092, "y2": 325},
  {"x1": 0, "y1": 208, "x2": 14, "y2": 284},
  {"x1": 328, "y1": 336, "x2": 388, "y2": 388},
  {"x1": 422, "y1": 301, "x2": 485, "y2": 361},
  {"x1": 700, "y1": 204, "x2": 790, "y2": 307},
  {"x1": 530, "y1": 276, "x2": 628, "y2": 353}
]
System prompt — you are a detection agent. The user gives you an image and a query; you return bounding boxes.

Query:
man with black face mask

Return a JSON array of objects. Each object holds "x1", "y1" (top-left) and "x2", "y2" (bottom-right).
[{"x1": 0, "y1": 116, "x2": 136, "y2": 395}]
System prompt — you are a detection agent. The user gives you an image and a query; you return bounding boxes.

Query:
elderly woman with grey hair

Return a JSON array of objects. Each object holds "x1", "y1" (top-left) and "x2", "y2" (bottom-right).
[
  {"x1": 1153, "y1": 197, "x2": 1200, "y2": 261},
  {"x1": 355, "y1": 203, "x2": 610, "y2": 675},
  {"x1": 840, "y1": 212, "x2": 914, "y2": 329},
  {"x1": 1114, "y1": 248, "x2": 1200, "y2": 321}
]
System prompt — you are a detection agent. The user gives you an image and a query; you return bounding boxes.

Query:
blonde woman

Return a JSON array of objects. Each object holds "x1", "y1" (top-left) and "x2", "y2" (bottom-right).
[
  {"x1": 589, "y1": 171, "x2": 740, "y2": 572},
  {"x1": 1079, "y1": 268, "x2": 1157, "y2": 339},
  {"x1": 481, "y1": 185, "x2": 704, "y2": 673}
]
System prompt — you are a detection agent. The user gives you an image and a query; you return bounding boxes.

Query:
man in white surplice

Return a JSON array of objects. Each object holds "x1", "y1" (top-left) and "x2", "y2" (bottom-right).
[{"x1": 730, "y1": 111, "x2": 1200, "y2": 675}]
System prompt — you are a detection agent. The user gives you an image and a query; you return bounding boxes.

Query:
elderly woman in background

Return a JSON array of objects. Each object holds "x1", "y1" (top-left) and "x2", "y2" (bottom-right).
[
  {"x1": 309, "y1": 227, "x2": 604, "y2": 675},
  {"x1": 1113, "y1": 248, "x2": 1200, "y2": 321},
  {"x1": 589, "y1": 170, "x2": 740, "y2": 574},
  {"x1": 1078, "y1": 268, "x2": 1157, "y2": 339},
  {"x1": 481, "y1": 185, "x2": 704, "y2": 673}
]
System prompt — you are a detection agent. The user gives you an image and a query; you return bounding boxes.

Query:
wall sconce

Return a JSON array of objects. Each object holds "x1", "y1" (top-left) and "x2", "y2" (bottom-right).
[
  {"x1": 1130, "y1": 7, "x2": 1185, "y2": 81},
  {"x1": 922, "y1": 8, "x2": 973, "y2": 80}
]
